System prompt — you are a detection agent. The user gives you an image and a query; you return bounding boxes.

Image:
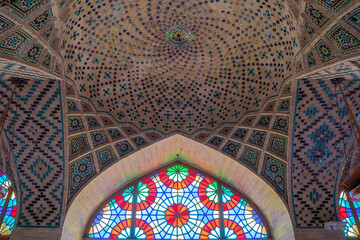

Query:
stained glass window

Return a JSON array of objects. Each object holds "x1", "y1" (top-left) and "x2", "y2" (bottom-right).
[
  {"x1": 88, "y1": 163, "x2": 269, "y2": 239},
  {"x1": 339, "y1": 191, "x2": 360, "y2": 237},
  {"x1": 0, "y1": 171, "x2": 16, "y2": 235}
]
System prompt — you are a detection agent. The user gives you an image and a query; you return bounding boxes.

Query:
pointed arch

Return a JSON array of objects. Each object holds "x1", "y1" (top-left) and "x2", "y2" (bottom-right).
[{"x1": 62, "y1": 134, "x2": 294, "y2": 240}]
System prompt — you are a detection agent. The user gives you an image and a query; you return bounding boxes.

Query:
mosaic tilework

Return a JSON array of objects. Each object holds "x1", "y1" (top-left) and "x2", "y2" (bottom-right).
[
  {"x1": 248, "y1": 130, "x2": 267, "y2": 147},
  {"x1": 145, "y1": 132, "x2": 161, "y2": 141},
  {"x1": 6, "y1": 0, "x2": 50, "y2": 18},
  {"x1": 241, "y1": 116, "x2": 256, "y2": 126},
  {"x1": 85, "y1": 116, "x2": 101, "y2": 129},
  {"x1": 315, "y1": 40, "x2": 336, "y2": 63},
  {"x1": 221, "y1": 140, "x2": 241, "y2": 157},
  {"x1": 262, "y1": 154, "x2": 287, "y2": 197},
  {"x1": 194, "y1": 132, "x2": 210, "y2": 141},
  {"x1": 0, "y1": 29, "x2": 32, "y2": 56},
  {"x1": 207, "y1": 136, "x2": 225, "y2": 148},
  {"x1": 23, "y1": 43, "x2": 43, "y2": 63},
  {"x1": 115, "y1": 141, "x2": 134, "y2": 157},
  {"x1": 296, "y1": 58, "x2": 304, "y2": 72},
  {"x1": 95, "y1": 145, "x2": 117, "y2": 170},
  {"x1": 305, "y1": 4, "x2": 329, "y2": 28},
  {"x1": 314, "y1": 0, "x2": 350, "y2": 12},
  {"x1": 327, "y1": 24, "x2": 360, "y2": 55},
  {"x1": 131, "y1": 136, "x2": 149, "y2": 148},
  {"x1": 90, "y1": 130, "x2": 108, "y2": 147},
  {"x1": 304, "y1": 22, "x2": 315, "y2": 38},
  {"x1": 65, "y1": 82, "x2": 75, "y2": 95},
  {"x1": 282, "y1": 82, "x2": 292, "y2": 96},
  {"x1": 0, "y1": 15, "x2": 15, "y2": 34},
  {"x1": 41, "y1": 52, "x2": 52, "y2": 69},
  {"x1": 68, "y1": 116, "x2": 84, "y2": 132},
  {"x1": 66, "y1": 99, "x2": 79, "y2": 112},
  {"x1": 69, "y1": 133, "x2": 90, "y2": 159},
  {"x1": 343, "y1": 8, "x2": 360, "y2": 32},
  {"x1": 231, "y1": 128, "x2": 249, "y2": 141},
  {"x1": 267, "y1": 133, "x2": 288, "y2": 159},
  {"x1": 278, "y1": 98, "x2": 291, "y2": 112},
  {"x1": 69, "y1": 154, "x2": 95, "y2": 199},
  {"x1": 80, "y1": 101, "x2": 93, "y2": 112},
  {"x1": 122, "y1": 127, "x2": 137, "y2": 136},
  {"x1": 292, "y1": 78, "x2": 360, "y2": 227},
  {"x1": 42, "y1": 24, "x2": 54, "y2": 42},
  {"x1": 272, "y1": 115, "x2": 289, "y2": 132},
  {"x1": 29, "y1": 9, "x2": 53, "y2": 31},
  {"x1": 264, "y1": 101, "x2": 276, "y2": 111},
  {"x1": 256, "y1": 115, "x2": 272, "y2": 128},
  {"x1": 63, "y1": 0, "x2": 299, "y2": 135},
  {"x1": 100, "y1": 116, "x2": 113, "y2": 126},
  {"x1": 107, "y1": 128, "x2": 124, "y2": 140},
  {"x1": 218, "y1": 127, "x2": 233, "y2": 136},
  {"x1": 0, "y1": 80, "x2": 63, "y2": 227},
  {"x1": 306, "y1": 51, "x2": 317, "y2": 68},
  {"x1": 238, "y1": 146, "x2": 261, "y2": 172}
]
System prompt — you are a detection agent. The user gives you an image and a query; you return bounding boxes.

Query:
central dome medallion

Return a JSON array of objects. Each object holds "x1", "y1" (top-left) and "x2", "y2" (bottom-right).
[{"x1": 165, "y1": 25, "x2": 193, "y2": 47}]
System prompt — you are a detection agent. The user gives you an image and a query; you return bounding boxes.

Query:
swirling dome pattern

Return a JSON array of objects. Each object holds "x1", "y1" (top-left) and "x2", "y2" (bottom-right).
[{"x1": 62, "y1": 0, "x2": 299, "y2": 134}]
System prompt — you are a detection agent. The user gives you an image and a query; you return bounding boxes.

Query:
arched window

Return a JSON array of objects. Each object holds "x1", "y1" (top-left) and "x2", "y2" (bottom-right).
[
  {"x1": 339, "y1": 191, "x2": 360, "y2": 237},
  {"x1": 87, "y1": 162, "x2": 270, "y2": 239},
  {"x1": 0, "y1": 171, "x2": 16, "y2": 236}
]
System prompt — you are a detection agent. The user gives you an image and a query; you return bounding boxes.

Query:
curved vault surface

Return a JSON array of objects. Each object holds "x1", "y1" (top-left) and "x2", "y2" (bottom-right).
[{"x1": 62, "y1": 0, "x2": 299, "y2": 134}]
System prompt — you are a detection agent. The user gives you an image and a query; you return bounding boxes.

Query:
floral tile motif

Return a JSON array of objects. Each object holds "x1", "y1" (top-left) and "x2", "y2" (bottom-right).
[
  {"x1": 68, "y1": 116, "x2": 84, "y2": 132},
  {"x1": 272, "y1": 115, "x2": 289, "y2": 132},
  {"x1": 69, "y1": 133, "x2": 90, "y2": 159},
  {"x1": 238, "y1": 146, "x2": 261, "y2": 172},
  {"x1": 231, "y1": 128, "x2": 249, "y2": 141},
  {"x1": 85, "y1": 116, "x2": 101, "y2": 129},
  {"x1": 107, "y1": 128, "x2": 124, "y2": 140},
  {"x1": 90, "y1": 130, "x2": 108, "y2": 147},
  {"x1": 115, "y1": 140, "x2": 134, "y2": 157},
  {"x1": 131, "y1": 136, "x2": 149, "y2": 148},
  {"x1": 7, "y1": 0, "x2": 50, "y2": 18},
  {"x1": 95, "y1": 145, "x2": 117, "y2": 170},
  {"x1": 69, "y1": 154, "x2": 95, "y2": 199},
  {"x1": 0, "y1": 29, "x2": 32, "y2": 56},
  {"x1": 315, "y1": 40, "x2": 335, "y2": 63},
  {"x1": 29, "y1": 9, "x2": 53, "y2": 31},
  {"x1": 314, "y1": 0, "x2": 350, "y2": 13},
  {"x1": 23, "y1": 43, "x2": 43, "y2": 63},
  {"x1": 267, "y1": 133, "x2": 288, "y2": 159},
  {"x1": 326, "y1": 24, "x2": 360, "y2": 55},
  {"x1": 305, "y1": 4, "x2": 329, "y2": 28},
  {"x1": 256, "y1": 115, "x2": 272, "y2": 128},
  {"x1": 207, "y1": 136, "x2": 225, "y2": 148},
  {"x1": 261, "y1": 154, "x2": 287, "y2": 197},
  {"x1": 221, "y1": 140, "x2": 241, "y2": 157},
  {"x1": 248, "y1": 130, "x2": 267, "y2": 147}
]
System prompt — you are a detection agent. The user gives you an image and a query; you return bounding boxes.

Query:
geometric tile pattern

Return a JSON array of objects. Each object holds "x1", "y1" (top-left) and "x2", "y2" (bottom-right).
[
  {"x1": 218, "y1": 127, "x2": 233, "y2": 136},
  {"x1": 231, "y1": 128, "x2": 249, "y2": 141},
  {"x1": 304, "y1": 22, "x2": 315, "y2": 38},
  {"x1": 292, "y1": 78, "x2": 360, "y2": 227},
  {"x1": 95, "y1": 145, "x2": 117, "y2": 170},
  {"x1": 100, "y1": 116, "x2": 113, "y2": 126},
  {"x1": 264, "y1": 100, "x2": 276, "y2": 112},
  {"x1": 221, "y1": 140, "x2": 241, "y2": 157},
  {"x1": 0, "y1": 80, "x2": 63, "y2": 227},
  {"x1": 238, "y1": 145, "x2": 261, "y2": 172},
  {"x1": 207, "y1": 136, "x2": 225, "y2": 148},
  {"x1": 315, "y1": 40, "x2": 336, "y2": 63},
  {"x1": 42, "y1": 24, "x2": 54, "y2": 42},
  {"x1": 0, "y1": 29, "x2": 32, "y2": 56},
  {"x1": 23, "y1": 43, "x2": 43, "y2": 63},
  {"x1": 90, "y1": 130, "x2": 108, "y2": 147},
  {"x1": 66, "y1": 99, "x2": 79, "y2": 112},
  {"x1": 248, "y1": 130, "x2": 267, "y2": 147},
  {"x1": 306, "y1": 51, "x2": 317, "y2": 68},
  {"x1": 0, "y1": 15, "x2": 15, "y2": 34},
  {"x1": 6, "y1": 0, "x2": 50, "y2": 18},
  {"x1": 305, "y1": 4, "x2": 329, "y2": 28},
  {"x1": 326, "y1": 24, "x2": 360, "y2": 55},
  {"x1": 241, "y1": 116, "x2": 256, "y2": 126},
  {"x1": 29, "y1": 9, "x2": 53, "y2": 31},
  {"x1": 278, "y1": 98, "x2": 291, "y2": 112},
  {"x1": 131, "y1": 136, "x2": 149, "y2": 148},
  {"x1": 115, "y1": 141, "x2": 134, "y2": 157},
  {"x1": 267, "y1": 133, "x2": 288, "y2": 159},
  {"x1": 107, "y1": 128, "x2": 124, "y2": 140},
  {"x1": 68, "y1": 116, "x2": 84, "y2": 132},
  {"x1": 69, "y1": 154, "x2": 95, "y2": 200},
  {"x1": 121, "y1": 127, "x2": 137, "y2": 136},
  {"x1": 314, "y1": 0, "x2": 350, "y2": 12},
  {"x1": 256, "y1": 115, "x2": 272, "y2": 128},
  {"x1": 41, "y1": 52, "x2": 52, "y2": 69},
  {"x1": 272, "y1": 115, "x2": 289, "y2": 132},
  {"x1": 85, "y1": 115, "x2": 101, "y2": 129},
  {"x1": 145, "y1": 132, "x2": 162, "y2": 141},
  {"x1": 342, "y1": 7, "x2": 360, "y2": 32},
  {"x1": 194, "y1": 132, "x2": 210, "y2": 142},
  {"x1": 262, "y1": 154, "x2": 287, "y2": 197},
  {"x1": 80, "y1": 101, "x2": 93, "y2": 112},
  {"x1": 69, "y1": 133, "x2": 91, "y2": 159}
]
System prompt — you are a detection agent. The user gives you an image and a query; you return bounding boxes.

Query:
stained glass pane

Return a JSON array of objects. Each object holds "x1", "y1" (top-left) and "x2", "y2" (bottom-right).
[
  {"x1": 339, "y1": 191, "x2": 360, "y2": 237},
  {"x1": 89, "y1": 186, "x2": 134, "y2": 238},
  {"x1": 222, "y1": 186, "x2": 267, "y2": 239},
  {"x1": 0, "y1": 171, "x2": 16, "y2": 235},
  {"x1": 88, "y1": 164, "x2": 269, "y2": 239}
]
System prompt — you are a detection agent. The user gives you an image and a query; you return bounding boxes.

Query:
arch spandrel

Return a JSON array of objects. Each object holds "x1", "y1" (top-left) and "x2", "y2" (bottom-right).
[{"x1": 62, "y1": 134, "x2": 294, "y2": 240}]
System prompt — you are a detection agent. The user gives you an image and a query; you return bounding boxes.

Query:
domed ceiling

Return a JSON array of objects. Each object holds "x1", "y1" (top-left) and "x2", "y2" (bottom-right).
[{"x1": 62, "y1": 0, "x2": 299, "y2": 134}]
